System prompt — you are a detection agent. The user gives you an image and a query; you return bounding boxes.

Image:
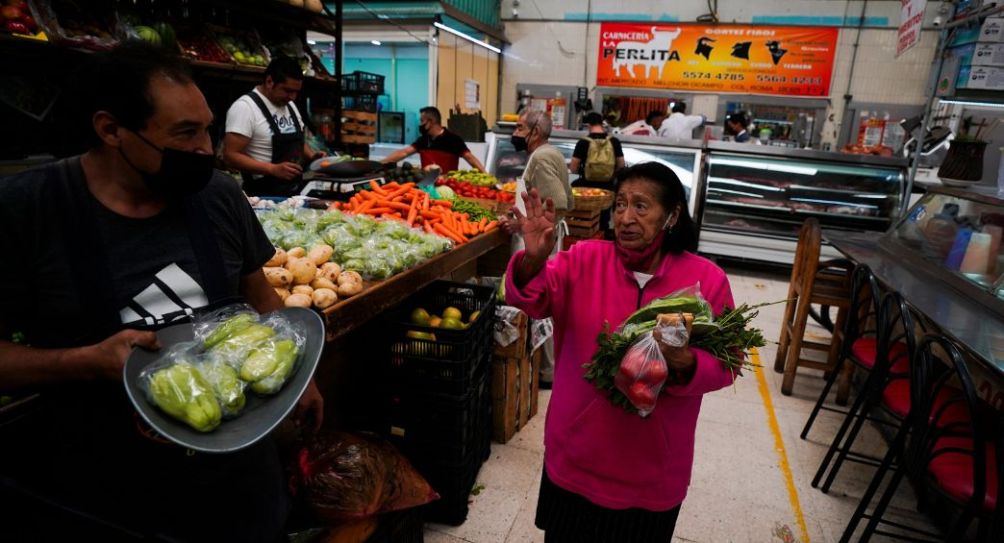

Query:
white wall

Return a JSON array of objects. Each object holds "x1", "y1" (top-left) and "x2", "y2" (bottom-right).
[{"x1": 499, "y1": 1, "x2": 944, "y2": 145}]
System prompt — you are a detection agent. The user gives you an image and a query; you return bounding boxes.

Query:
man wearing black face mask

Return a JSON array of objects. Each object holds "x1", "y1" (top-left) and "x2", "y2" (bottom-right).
[
  {"x1": 380, "y1": 106, "x2": 486, "y2": 172},
  {"x1": 0, "y1": 43, "x2": 323, "y2": 541}
]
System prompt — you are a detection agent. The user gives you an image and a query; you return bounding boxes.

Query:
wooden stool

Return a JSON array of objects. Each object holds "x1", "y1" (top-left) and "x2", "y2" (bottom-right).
[{"x1": 775, "y1": 219, "x2": 853, "y2": 396}]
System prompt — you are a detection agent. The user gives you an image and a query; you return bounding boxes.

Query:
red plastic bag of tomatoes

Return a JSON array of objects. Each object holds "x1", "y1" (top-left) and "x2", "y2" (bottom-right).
[{"x1": 613, "y1": 331, "x2": 669, "y2": 417}]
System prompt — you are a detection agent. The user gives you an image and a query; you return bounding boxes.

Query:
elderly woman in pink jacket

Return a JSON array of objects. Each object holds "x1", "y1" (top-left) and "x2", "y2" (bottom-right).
[{"x1": 505, "y1": 162, "x2": 738, "y2": 542}]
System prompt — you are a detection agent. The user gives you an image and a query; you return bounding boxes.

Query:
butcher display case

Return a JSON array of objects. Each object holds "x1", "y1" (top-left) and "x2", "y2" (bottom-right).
[
  {"x1": 484, "y1": 130, "x2": 704, "y2": 216},
  {"x1": 699, "y1": 142, "x2": 909, "y2": 264}
]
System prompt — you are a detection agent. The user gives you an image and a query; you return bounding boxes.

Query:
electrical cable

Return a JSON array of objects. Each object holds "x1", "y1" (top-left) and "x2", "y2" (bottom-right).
[
  {"x1": 697, "y1": 0, "x2": 718, "y2": 24},
  {"x1": 527, "y1": 0, "x2": 576, "y2": 59}
]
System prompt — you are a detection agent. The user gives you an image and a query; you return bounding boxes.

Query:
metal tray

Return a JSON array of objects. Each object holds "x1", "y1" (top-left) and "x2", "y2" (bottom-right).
[{"x1": 123, "y1": 307, "x2": 325, "y2": 454}]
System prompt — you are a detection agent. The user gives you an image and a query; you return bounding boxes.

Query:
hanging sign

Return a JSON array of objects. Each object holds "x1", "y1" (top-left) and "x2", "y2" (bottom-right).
[
  {"x1": 596, "y1": 23, "x2": 838, "y2": 97},
  {"x1": 897, "y1": 0, "x2": 926, "y2": 57}
]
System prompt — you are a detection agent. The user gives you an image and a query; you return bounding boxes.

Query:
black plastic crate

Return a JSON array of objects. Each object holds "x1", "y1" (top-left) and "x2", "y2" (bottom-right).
[
  {"x1": 341, "y1": 71, "x2": 385, "y2": 94},
  {"x1": 386, "y1": 281, "x2": 498, "y2": 396},
  {"x1": 366, "y1": 508, "x2": 425, "y2": 543},
  {"x1": 343, "y1": 94, "x2": 379, "y2": 113},
  {"x1": 412, "y1": 436, "x2": 490, "y2": 526},
  {"x1": 386, "y1": 370, "x2": 491, "y2": 465}
]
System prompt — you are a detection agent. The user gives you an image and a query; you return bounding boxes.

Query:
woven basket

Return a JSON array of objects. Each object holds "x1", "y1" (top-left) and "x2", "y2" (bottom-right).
[{"x1": 573, "y1": 189, "x2": 614, "y2": 212}]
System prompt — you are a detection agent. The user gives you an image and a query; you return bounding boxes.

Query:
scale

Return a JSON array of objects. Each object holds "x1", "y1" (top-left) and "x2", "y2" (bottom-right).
[{"x1": 299, "y1": 157, "x2": 385, "y2": 200}]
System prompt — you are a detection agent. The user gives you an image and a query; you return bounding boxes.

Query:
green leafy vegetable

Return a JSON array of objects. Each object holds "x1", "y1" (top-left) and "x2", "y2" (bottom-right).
[{"x1": 584, "y1": 295, "x2": 773, "y2": 414}]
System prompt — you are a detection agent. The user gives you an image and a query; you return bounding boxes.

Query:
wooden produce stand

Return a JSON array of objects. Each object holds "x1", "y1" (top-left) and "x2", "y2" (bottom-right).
[
  {"x1": 312, "y1": 228, "x2": 508, "y2": 435},
  {"x1": 320, "y1": 229, "x2": 507, "y2": 342}
]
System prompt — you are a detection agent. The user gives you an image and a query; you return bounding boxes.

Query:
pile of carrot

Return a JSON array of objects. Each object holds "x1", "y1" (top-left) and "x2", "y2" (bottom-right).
[{"x1": 328, "y1": 181, "x2": 498, "y2": 245}]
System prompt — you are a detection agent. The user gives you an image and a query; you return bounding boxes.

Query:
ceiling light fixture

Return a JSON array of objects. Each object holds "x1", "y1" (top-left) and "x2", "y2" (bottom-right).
[{"x1": 433, "y1": 21, "x2": 501, "y2": 53}]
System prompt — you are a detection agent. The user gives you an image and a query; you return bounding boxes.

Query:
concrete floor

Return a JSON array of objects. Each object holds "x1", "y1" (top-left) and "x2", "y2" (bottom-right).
[{"x1": 424, "y1": 267, "x2": 937, "y2": 543}]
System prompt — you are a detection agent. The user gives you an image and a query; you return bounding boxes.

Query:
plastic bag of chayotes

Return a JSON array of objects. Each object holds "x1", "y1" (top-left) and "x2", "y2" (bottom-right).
[{"x1": 139, "y1": 305, "x2": 305, "y2": 432}]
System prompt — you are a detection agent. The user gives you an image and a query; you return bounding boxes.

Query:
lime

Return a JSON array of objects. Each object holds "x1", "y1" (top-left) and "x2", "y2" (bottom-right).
[
  {"x1": 442, "y1": 307, "x2": 463, "y2": 321},
  {"x1": 410, "y1": 308, "x2": 430, "y2": 326},
  {"x1": 440, "y1": 318, "x2": 465, "y2": 330},
  {"x1": 406, "y1": 330, "x2": 436, "y2": 341}
]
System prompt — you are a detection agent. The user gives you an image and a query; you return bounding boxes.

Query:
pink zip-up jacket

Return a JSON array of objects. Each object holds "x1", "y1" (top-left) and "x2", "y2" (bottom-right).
[{"x1": 505, "y1": 240, "x2": 738, "y2": 511}]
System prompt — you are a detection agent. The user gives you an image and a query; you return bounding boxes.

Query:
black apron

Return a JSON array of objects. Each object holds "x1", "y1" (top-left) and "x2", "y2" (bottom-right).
[
  {"x1": 241, "y1": 92, "x2": 306, "y2": 198},
  {"x1": 0, "y1": 158, "x2": 288, "y2": 542}
]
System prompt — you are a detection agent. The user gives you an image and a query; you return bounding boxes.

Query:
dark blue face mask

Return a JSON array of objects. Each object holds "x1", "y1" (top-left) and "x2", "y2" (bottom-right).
[
  {"x1": 511, "y1": 135, "x2": 528, "y2": 152},
  {"x1": 120, "y1": 129, "x2": 215, "y2": 199}
]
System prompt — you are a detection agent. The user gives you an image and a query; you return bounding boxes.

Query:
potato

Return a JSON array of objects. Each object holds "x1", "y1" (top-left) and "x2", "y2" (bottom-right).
[
  {"x1": 265, "y1": 247, "x2": 287, "y2": 267},
  {"x1": 273, "y1": 287, "x2": 290, "y2": 301},
  {"x1": 287, "y1": 247, "x2": 306, "y2": 259},
  {"x1": 337, "y1": 270, "x2": 363, "y2": 286},
  {"x1": 311, "y1": 277, "x2": 337, "y2": 291},
  {"x1": 284, "y1": 293, "x2": 312, "y2": 308},
  {"x1": 264, "y1": 267, "x2": 293, "y2": 288},
  {"x1": 320, "y1": 262, "x2": 342, "y2": 282},
  {"x1": 312, "y1": 288, "x2": 338, "y2": 309},
  {"x1": 315, "y1": 267, "x2": 323, "y2": 279},
  {"x1": 292, "y1": 285, "x2": 314, "y2": 297},
  {"x1": 308, "y1": 244, "x2": 334, "y2": 266},
  {"x1": 337, "y1": 282, "x2": 362, "y2": 298},
  {"x1": 287, "y1": 259, "x2": 317, "y2": 285},
  {"x1": 336, "y1": 272, "x2": 363, "y2": 298}
]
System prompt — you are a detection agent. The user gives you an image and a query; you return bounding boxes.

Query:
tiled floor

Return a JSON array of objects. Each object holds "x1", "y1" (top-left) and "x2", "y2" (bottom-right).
[{"x1": 424, "y1": 266, "x2": 937, "y2": 543}]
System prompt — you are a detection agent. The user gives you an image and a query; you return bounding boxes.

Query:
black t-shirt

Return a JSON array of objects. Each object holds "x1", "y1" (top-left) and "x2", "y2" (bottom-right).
[
  {"x1": 0, "y1": 159, "x2": 285, "y2": 540},
  {"x1": 411, "y1": 128, "x2": 470, "y2": 156},
  {"x1": 0, "y1": 158, "x2": 275, "y2": 348},
  {"x1": 572, "y1": 133, "x2": 624, "y2": 175}
]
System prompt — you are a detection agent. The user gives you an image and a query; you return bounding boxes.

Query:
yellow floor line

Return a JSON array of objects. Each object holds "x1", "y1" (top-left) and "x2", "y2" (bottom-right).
[{"x1": 752, "y1": 348, "x2": 811, "y2": 543}]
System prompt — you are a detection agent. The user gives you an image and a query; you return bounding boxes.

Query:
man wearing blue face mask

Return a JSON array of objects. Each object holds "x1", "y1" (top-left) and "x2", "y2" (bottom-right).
[{"x1": 0, "y1": 43, "x2": 323, "y2": 541}]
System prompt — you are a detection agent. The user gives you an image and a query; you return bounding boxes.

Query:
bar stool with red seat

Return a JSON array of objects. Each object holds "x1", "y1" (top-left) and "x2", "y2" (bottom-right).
[
  {"x1": 811, "y1": 290, "x2": 924, "y2": 493},
  {"x1": 840, "y1": 335, "x2": 1001, "y2": 543},
  {"x1": 801, "y1": 264, "x2": 885, "y2": 441},
  {"x1": 775, "y1": 218, "x2": 853, "y2": 396}
]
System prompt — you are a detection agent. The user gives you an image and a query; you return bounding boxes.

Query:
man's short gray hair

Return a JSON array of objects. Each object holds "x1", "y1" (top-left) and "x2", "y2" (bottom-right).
[{"x1": 522, "y1": 109, "x2": 552, "y2": 140}]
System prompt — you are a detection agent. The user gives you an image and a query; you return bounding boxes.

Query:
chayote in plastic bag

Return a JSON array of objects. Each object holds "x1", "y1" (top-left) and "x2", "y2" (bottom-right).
[
  {"x1": 210, "y1": 323, "x2": 276, "y2": 363},
  {"x1": 147, "y1": 363, "x2": 222, "y2": 432},
  {"x1": 201, "y1": 361, "x2": 247, "y2": 418},
  {"x1": 248, "y1": 339, "x2": 299, "y2": 395},
  {"x1": 203, "y1": 313, "x2": 257, "y2": 350}
]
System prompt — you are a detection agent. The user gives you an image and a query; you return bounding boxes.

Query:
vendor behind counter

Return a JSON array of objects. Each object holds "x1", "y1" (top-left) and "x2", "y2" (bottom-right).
[{"x1": 380, "y1": 106, "x2": 486, "y2": 173}]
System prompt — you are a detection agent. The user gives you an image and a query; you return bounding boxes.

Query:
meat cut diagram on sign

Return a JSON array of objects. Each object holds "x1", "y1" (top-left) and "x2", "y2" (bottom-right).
[{"x1": 612, "y1": 26, "x2": 682, "y2": 80}]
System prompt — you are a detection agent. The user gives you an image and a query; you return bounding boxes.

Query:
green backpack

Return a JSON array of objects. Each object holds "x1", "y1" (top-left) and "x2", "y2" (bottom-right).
[{"x1": 583, "y1": 137, "x2": 615, "y2": 183}]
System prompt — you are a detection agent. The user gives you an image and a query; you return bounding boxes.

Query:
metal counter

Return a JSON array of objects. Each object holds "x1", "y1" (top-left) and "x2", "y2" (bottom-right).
[{"x1": 824, "y1": 229, "x2": 1004, "y2": 401}]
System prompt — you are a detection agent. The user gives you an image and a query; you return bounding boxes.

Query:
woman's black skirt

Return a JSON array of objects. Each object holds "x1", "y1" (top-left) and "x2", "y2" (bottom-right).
[{"x1": 534, "y1": 466, "x2": 681, "y2": 543}]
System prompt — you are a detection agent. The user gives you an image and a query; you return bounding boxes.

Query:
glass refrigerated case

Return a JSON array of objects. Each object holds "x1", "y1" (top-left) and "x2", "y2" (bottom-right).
[
  {"x1": 699, "y1": 142, "x2": 908, "y2": 264},
  {"x1": 484, "y1": 131, "x2": 703, "y2": 215}
]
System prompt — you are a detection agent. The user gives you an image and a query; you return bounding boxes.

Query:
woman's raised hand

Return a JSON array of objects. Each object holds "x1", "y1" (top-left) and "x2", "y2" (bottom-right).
[{"x1": 513, "y1": 188, "x2": 557, "y2": 263}]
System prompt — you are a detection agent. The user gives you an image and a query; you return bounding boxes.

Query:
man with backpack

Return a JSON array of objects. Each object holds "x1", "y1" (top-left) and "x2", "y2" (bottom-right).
[{"x1": 569, "y1": 112, "x2": 625, "y2": 189}]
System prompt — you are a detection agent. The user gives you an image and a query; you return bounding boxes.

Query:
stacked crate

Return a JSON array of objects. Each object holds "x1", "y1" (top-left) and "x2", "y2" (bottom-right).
[{"x1": 382, "y1": 281, "x2": 496, "y2": 525}]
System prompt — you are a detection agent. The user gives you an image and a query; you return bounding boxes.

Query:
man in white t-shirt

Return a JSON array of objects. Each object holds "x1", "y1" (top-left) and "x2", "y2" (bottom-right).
[
  {"x1": 616, "y1": 110, "x2": 666, "y2": 137},
  {"x1": 223, "y1": 56, "x2": 325, "y2": 196},
  {"x1": 658, "y1": 102, "x2": 705, "y2": 140}
]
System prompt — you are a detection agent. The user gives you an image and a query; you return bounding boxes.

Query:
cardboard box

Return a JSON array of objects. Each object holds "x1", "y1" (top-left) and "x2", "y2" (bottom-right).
[
  {"x1": 961, "y1": 66, "x2": 1004, "y2": 90},
  {"x1": 973, "y1": 43, "x2": 1004, "y2": 66},
  {"x1": 979, "y1": 17, "x2": 1004, "y2": 43}
]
